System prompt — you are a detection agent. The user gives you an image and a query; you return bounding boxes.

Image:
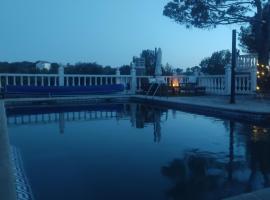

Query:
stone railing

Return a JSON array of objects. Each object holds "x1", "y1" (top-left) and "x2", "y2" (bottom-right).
[
  {"x1": 0, "y1": 63, "x2": 257, "y2": 95},
  {"x1": 0, "y1": 69, "x2": 189, "y2": 94},
  {"x1": 237, "y1": 54, "x2": 257, "y2": 72},
  {"x1": 198, "y1": 75, "x2": 226, "y2": 94},
  {"x1": 198, "y1": 65, "x2": 257, "y2": 95}
]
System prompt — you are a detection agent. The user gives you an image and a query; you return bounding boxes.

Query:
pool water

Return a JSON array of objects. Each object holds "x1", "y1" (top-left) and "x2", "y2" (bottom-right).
[{"x1": 7, "y1": 103, "x2": 270, "y2": 200}]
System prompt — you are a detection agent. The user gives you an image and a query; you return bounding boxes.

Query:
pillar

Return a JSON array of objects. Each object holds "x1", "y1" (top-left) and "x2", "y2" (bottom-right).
[
  {"x1": 58, "y1": 64, "x2": 64, "y2": 86},
  {"x1": 250, "y1": 64, "x2": 257, "y2": 92},
  {"x1": 130, "y1": 62, "x2": 137, "y2": 94},
  {"x1": 116, "y1": 68, "x2": 121, "y2": 84},
  {"x1": 225, "y1": 64, "x2": 232, "y2": 95}
]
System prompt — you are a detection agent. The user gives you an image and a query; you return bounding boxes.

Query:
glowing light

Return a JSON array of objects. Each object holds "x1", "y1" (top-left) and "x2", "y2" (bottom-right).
[
  {"x1": 256, "y1": 86, "x2": 260, "y2": 90},
  {"x1": 257, "y1": 71, "x2": 260, "y2": 74},
  {"x1": 262, "y1": 64, "x2": 265, "y2": 67},
  {"x1": 172, "y1": 79, "x2": 179, "y2": 87},
  {"x1": 261, "y1": 72, "x2": 265, "y2": 76},
  {"x1": 257, "y1": 63, "x2": 260, "y2": 66},
  {"x1": 257, "y1": 75, "x2": 261, "y2": 79}
]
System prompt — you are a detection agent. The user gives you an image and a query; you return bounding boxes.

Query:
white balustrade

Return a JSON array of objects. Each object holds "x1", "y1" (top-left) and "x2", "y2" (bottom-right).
[{"x1": 0, "y1": 66, "x2": 255, "y2": 95}]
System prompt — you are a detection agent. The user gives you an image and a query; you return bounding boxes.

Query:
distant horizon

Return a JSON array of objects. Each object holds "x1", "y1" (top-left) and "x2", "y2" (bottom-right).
[{"x1": 0, "y1": 0, "x2": 239, "y2": 69}]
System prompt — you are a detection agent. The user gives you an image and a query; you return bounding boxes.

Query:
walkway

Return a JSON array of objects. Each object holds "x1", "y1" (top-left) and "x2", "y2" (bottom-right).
[
  {"x1": 224, "y1": 188, "x2": 270, "y2": 200},
  {"x1": 132, "y1": 95, "x2": 270, "y2": 124},
  {"x1": 134, "y1": 95, "x2": 270, "y2": 113}
]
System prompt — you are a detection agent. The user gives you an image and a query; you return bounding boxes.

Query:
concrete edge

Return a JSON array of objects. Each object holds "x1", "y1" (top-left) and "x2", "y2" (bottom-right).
[
  {"x1": 0, "y1": 101, "x2": 17, "y2": 200},
  {"x1": 223, "y1": 188, "x2": 270, "y2": 200},
  {"x1": 131, "y1": 96, "x2": 270, "y2": 125}
]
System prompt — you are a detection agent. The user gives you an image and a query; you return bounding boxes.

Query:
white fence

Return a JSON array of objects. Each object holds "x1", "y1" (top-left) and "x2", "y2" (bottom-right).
[
  {"x1": 0, "y1": 55, "x2": 258, "y2": 95},
  {"x1": 0, "y1": 72, "x2": 190, "y2": 94}
]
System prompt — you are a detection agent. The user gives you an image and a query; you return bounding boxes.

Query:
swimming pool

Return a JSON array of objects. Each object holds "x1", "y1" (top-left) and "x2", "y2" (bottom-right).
[{"x1": 6, "y1": 103, "x2": 270, "y2": 200}]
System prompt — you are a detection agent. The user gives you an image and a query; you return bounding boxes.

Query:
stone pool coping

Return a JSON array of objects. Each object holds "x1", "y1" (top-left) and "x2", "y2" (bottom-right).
[
  {"x1": 224, "y1": 188, "x2": 270, "y2": 200},
  {"x1": 0, "y1": 100, "x2": 17, "y2": 200},
  {"x1": 131, "y1": 95, "x2": 270, "y2": 124}
]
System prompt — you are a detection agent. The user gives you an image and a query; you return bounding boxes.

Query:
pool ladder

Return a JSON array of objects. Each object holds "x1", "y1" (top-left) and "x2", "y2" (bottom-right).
[{"x1": 146, "y1": 83, "x2": 161, "y2": 98}]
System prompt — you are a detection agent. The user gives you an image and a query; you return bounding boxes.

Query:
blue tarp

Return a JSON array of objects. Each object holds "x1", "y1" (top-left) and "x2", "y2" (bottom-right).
[{"x1": 3, "y1": 84, "x2": 125, "y2": 96}]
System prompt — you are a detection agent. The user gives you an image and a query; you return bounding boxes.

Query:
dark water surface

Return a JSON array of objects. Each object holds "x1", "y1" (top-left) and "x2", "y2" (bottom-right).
[{"x1": 7, "y1": 103, "x2": 270, "y2": 200}]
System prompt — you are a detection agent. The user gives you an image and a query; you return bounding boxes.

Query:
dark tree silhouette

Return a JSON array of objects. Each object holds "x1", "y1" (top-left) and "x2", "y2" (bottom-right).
[
  {"x1": 200, "y1": 50, "x2": 231, "y2": 75},
  {"x1": 163, "y1": 0, "x2": 270, "y2": 66}
]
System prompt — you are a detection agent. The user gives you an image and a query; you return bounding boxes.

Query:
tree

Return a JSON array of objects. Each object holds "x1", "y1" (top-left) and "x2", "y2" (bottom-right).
[
  {"x1": 162, "y1": 63, "x2": 174, "y2": 75},
  {"x1": 119, "y1": 65, "x2": 131, "y2": 75},
  {"x1": 239, "y1": 23, "x2": 270, "y2": 91},
  {"x1": 200, "y1": 50, "x2": 231, "y2": 75},
  {"x1": 163, "y1": 0, "x2": 270, "y2": 66}
]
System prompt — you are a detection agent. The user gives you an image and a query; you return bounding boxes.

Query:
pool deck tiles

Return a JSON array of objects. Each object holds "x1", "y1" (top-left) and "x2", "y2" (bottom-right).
[{"x1": 224, "y1": 188, "x2": 270, "y2": 200}]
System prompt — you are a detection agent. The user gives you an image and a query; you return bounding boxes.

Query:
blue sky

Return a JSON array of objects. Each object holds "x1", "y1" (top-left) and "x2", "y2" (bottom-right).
[{"x1": 0, "y1": 0, "x2": 239, "y2": 69}]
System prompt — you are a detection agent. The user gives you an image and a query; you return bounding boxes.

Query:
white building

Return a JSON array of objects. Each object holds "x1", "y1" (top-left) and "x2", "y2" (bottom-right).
[{"x1": 36, "y1": 61, "x2": 51, "y2": 70}]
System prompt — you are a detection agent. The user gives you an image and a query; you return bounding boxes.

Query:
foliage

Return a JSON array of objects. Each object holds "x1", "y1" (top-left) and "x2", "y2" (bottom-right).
[
  {"x1": 163, "y1": 1, "x2": 270, "y2": 64},
  {"x1": 184, "y1": 66, "x2": 201, "y2": 75},
  {"x1": 162, "y1": 63, "x2": 174, "y2": 75},
  {"x1": 163, "y1": 0, "x2": 254, "y2": 29},
  {"x1": 65, "y1": 62, "x2": 115, "y2": 74},
  {"x1": 0, "y1": 61, "x2": 59, "y2": 74},
  {"x1": 200, "y1": 50, "x2": 231, "y2": 75},
  {"x1": 0, "y1": 61, "x2": 117, "y2": 75},
  {"x1": 119, "y1": 65, "x2": 131, "y2": 75},
  {"x1": 163, "y1": 0, "x2": 270, "y2": 91}
]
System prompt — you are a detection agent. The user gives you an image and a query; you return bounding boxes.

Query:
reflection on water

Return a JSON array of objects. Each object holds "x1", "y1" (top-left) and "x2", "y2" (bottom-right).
[
  {"x1": 162, "y1": 122, "x2": 270, "y2": 200},
  {"x1": 6, "y1": 103, "x2": 270, "y2": 200},
  {"x1": 7, "y1": 103, "x2": 168, "y2": 143}
]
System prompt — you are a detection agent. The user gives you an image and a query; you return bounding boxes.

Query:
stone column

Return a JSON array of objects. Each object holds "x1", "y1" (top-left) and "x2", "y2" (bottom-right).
[
  {"x1": 250, "y1": 65, "x2": 257, "y2": 92},
  {"x1": 130, "y1": 62, "x2": 137, "y2": 94},
  {"x1": 58, "y1": 64, "x2": 65, "y2": 86},
  {"x1": 116, "y1": 68, "x2": 121, "y2": 84},
  {"x1": 225, "y1": 64, "x2": 232, "y2": 95}
]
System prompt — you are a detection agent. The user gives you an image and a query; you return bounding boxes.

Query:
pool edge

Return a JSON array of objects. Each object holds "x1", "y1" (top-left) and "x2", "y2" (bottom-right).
[{"x1": 0, "y1": 100, "x2": 17, "y2": 200}]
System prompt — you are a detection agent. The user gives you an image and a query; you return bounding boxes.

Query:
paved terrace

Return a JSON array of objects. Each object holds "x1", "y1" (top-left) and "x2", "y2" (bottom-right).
[
  {"x1": 140, "y1": 95, "x2": 270, "y2": 113},
  {"x1": 132, "y1": 95, "x2": 270, "y2": 124}
]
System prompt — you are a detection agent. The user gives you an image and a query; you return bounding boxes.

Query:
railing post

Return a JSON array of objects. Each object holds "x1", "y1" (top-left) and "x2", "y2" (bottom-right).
[
  {"x1": 58, "y1": 64, "x2": 64, "y2": 86},
  {"x1": 225, "y1": 64, "x2": 232, "y2": 95},
  {"x1": 130, "y1": 62, "x2": 137, "y2": 94},
  {"x1": 250, "y1": 64, "x2": 257, "y2": 93},
  {"x1": 116, "y1": 68, "x2": 121, "y2": 84}
]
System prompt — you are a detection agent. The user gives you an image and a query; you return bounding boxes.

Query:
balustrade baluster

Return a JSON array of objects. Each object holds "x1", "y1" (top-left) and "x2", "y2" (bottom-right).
[
  {"x1": 20, "y1": 76, "x2": 23, "y2": 86},
  {"x1": 41, "y1": 76, "x2": 44, "y2": 86},
  {"x1": 89, "y1": 77, "x2": 92, "y2": 86},
  {"x1": 28, "y1": 76, "x2": 30, "y2": 86},
  {"x1": 72, "y1": 77, "x2": 75, "y2": 86}
]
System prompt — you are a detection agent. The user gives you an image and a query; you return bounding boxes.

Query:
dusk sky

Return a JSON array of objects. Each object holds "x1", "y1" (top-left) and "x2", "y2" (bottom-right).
[{"x1": 0, "y1": 0, "x2": 239, "y2": 69}]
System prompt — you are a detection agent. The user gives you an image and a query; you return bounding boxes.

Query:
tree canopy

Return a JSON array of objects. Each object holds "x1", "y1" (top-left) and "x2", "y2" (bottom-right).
[
  {"x1": 163, "y1": 0, "x2": 270, "y2": 65},
  {"x1": 200, "y1": 50, "x2": 231, "y2": 75}
]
